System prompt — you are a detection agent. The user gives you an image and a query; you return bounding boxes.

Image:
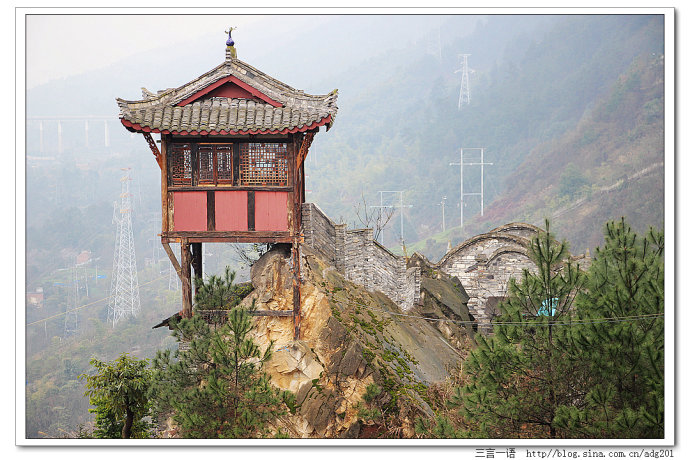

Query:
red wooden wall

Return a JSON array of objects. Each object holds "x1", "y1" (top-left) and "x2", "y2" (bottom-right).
[
  {"x1": 173, "y1": 190, "x2": 288, "y2": 232},
  {"x1": 215, "y1": 191, "x2": 248, "y2": 231},
  {"x1": 173, "y1": 192, "x2": 206, "y2": 231},
  {"x1": 255, "y1": 191, "x2": 288, "y2": 231}
]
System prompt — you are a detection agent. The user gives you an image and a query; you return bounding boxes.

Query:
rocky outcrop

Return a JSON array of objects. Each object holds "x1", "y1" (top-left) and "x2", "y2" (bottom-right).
[{"x1": 241, "y1": 245, "x2": 472, "y2": 438}]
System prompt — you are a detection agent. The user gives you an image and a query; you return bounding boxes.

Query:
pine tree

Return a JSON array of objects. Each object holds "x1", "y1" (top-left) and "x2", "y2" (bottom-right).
[
  {"x1": 150, "y1": 268, "x2": 295, "y2": 438},
  {"x1": 555, "y1": 218, "x2": 664, "y2": 438},
  {"x1": 458, "y1": 220, "x2": 585, "y2": 438}
]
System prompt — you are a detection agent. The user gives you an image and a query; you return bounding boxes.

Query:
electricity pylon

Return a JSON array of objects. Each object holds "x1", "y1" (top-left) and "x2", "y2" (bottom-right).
[
  {"x1": 108, "y1": 168, "x2": 141, "y2": 327},
  {"x1": 454, "y1": 54, "x2": 472, "y2": 110}
]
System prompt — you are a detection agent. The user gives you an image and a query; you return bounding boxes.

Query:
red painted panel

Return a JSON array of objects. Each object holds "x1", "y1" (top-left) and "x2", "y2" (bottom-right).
[
  {"x1": 215, "y1": 191, "x2": 249, "y2": 231},
  {"x1": 207, "y1": 83, "x2": 255, "y2": 100},
  {"x1": 255, "y1": 191, "x2": 288, "y2": 232},
  {"x1": 173, "y1": 191, "x2": 207, "y2": 231},
  {"x1": 176, "y1": 76, "x2": 282, "y2": 108}
]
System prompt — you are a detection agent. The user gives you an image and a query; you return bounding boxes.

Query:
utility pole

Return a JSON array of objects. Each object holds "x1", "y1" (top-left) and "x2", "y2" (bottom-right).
[
  {"x1": 437, "y1": 196, "x2": 447, "y2": 232},
  {"x1": 104, "y1": 120, "x2": 110, "y2": 148},
  {"x1": 57, "y1": 120, "x2": 63, "y2": 154},
  {"x1": 108, "y1": 168, "x2": 141, "y2": 327},
  {"x1": 449, "y1": 148, "x2": 493, "y2": 227},
  {"x1": 454, "y1": 54, "x2": 472, "y2": 110},
  {"x1": 372, "y1": 190, "x2": 413, "y2": 245}
]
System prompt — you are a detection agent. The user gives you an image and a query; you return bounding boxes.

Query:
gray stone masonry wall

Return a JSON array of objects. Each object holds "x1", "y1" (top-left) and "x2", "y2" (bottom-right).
[
  {"x1": 344, "y1": 229, "x2": 373, "y2": 291},
  {"x1": 438, "y1": 226, "x2": 591, "y2": 333},
  {"x1": 301, "y1": 203, "x2": 421, "y2": 311},
  {"x1": 439, "y1": 235, "x2": 537, "y2": 332},
  {"x1": 302, "y1": 201, "x2": 337, "y2": 264}
]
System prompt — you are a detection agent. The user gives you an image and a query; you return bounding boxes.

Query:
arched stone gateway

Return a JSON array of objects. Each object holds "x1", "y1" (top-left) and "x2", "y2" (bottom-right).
[{"x1": 437, "y1": 223, "x2": 540, "y2": 331}]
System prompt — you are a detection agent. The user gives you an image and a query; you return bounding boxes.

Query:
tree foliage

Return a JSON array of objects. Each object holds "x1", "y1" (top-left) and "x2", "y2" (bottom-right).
[
  {"x1": 459, "y1": 220, "x2": 585, "y2": 438},
  {"x1": 192, "y1": 266, "x2": 252, "y2": 311},
  {"x1": 555, "y1": 218, "x2": 664, "y2": 438},
  {"x1": 418, "y1": 218, "x2": 664, "y2": 439},
  {"x1": 79, "y1": 353, "x2": 153, "y2": 439},
  {"x1": 150, "y1": 269, "x2": 295, "y2": 438}
]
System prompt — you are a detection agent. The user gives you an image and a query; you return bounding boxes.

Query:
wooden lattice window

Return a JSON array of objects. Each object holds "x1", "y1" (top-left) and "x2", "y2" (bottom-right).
[
  {"x1": 170, "y1": 143, "x2": 234, "y2": 186},
  {"x1": 198, "y1": 145, "x2": 215, "y2": 184},
  {"x1": 170, "y1": 143, "x2": 192, "y2": 185},
  {"x1": 239, "y1": 143, "x2": 288, "y2": 186},
  {"x1": 215, "y1": 145, "x2": 233, "y2": 184}
]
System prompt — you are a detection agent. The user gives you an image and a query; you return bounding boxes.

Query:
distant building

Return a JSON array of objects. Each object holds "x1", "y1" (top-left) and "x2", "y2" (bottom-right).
[
  {"x1": 76, "y1": 250, "x2": 91, "y2": 265},
  {"x1": 27, "y1": 288, "x2": 44, "y2": 308}
]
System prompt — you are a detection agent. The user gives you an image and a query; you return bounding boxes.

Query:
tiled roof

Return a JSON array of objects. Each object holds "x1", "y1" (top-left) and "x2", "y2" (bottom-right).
[{"x1": 117, "y1": 56, "x2": 338, "y2": 136}]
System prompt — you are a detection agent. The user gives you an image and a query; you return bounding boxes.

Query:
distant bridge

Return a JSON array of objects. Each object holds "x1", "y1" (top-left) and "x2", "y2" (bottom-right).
[{"x1": 27, "y1": 115, "x2": 125, "y2": 153}]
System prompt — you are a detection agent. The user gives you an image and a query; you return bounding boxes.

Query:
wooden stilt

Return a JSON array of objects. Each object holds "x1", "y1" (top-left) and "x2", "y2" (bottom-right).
[
  {"x1": 191, "y1": 242, "x2": 202, "y2": 297},
  {"x1": 180, "y1": 239, "x2": 193, "y2": 318},
  {"x1": 292, "y1": 241, "x2": 301, "y2": 340}
]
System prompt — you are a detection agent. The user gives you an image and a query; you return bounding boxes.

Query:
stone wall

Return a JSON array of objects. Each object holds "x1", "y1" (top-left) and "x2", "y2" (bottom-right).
[
  {"x1": 302, "y1": 203, "x2": 420, "y2": 311},
  {"x1": 437, "y1": 232, "x2": 536, "y2": 330},
  {"x1": 436, "y1": 223, "x2": 590, "y2": 332}
]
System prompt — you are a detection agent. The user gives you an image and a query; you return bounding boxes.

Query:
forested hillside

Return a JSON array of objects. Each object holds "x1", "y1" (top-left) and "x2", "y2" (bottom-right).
[
  {"x1": 480, "y1": 52, "x2": 664, "y2": 253},
  {"x1": 308, "y1": 15, "x2": 664, "y2": 258}
]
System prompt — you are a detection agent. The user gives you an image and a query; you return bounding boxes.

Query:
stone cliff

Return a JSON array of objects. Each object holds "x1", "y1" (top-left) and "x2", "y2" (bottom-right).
[{"x1": 242, "y1": 244, "x2": 474, "y2": 438}]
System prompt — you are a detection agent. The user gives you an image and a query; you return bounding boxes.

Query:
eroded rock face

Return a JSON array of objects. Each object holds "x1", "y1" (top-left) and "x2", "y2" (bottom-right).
[{"x1": 243, "y1": 245, "x2": 469, "y2": 438}]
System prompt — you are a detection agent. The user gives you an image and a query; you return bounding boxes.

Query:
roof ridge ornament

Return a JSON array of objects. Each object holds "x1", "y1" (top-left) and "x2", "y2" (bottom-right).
[{"x1": 225, "y1": 27, "x2": 237, "y2": 61}]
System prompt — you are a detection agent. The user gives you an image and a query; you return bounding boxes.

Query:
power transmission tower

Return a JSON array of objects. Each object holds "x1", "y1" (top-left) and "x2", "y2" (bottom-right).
[
  {"x1": 454, "y1": 54, "x2": 472, "y2": 110},
  {"x1": 371, "y1": 190, "x2": 413, "y2": 245},
  {"x1": 449, "y1": 148, "x2": 493, "y2": 227},
  {"x1": 108, "y1": 168, "x2": 141, "y2": 327}
]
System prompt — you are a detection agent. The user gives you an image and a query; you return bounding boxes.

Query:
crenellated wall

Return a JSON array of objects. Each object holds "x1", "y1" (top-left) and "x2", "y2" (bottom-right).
[{"x1": 302, "y1": 203, "x2": 420, "y2": 311}]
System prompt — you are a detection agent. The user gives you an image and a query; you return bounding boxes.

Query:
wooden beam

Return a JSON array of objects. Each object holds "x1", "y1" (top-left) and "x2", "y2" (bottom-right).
[
  {"x1": 143, "y1": 132, "x2": 162, "y2": 168},
  {"x1": 161, "y1": 230, "x2": 295, "y2": 244},
  {"x1": 161, "y1": 241, "x2": 184, "y2": 281},
  {"x1": 251, "y1": 310, "x2": 294, "y2": 317},
  {"x1": 296, "y1": 131, "x2": 314, "y2": 168},
  {"x1": 198, "y1": 310, "x2": 294, "y2": 322}
]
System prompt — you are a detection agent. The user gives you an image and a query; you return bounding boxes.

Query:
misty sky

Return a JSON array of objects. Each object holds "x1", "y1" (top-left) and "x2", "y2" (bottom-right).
[{"x1": 25, "y1": 14, "x2": 270, "y2": 89}]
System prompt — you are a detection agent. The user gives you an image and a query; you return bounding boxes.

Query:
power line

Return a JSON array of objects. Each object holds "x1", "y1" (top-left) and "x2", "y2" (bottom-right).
[
  {"x1": 26, "y1": 274, "x2": 167, "y2": 327},
  {"x1": 332, "y1": 293, "x2": 664, "y2": 327},
  {"x1": 371, "y1": 190, "x2": 413, "y2": 245}
]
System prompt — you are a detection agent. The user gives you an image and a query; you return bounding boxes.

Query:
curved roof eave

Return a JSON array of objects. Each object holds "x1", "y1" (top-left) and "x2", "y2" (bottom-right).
[{"x1": 120, "y1": 114, "x2": 333, "y2": 136}]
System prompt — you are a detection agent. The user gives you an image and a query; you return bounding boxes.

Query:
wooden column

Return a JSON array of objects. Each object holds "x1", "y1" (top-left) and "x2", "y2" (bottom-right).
[
  {"x1": 290, "y1": 135, "x2": 303, "y2": 340},
  {"x1": 191, "y1": 242, "x2": 203, "y2": 297},
  {"x1": 180, "y1": 239, "x2": 193, "y2": 318},
  {"x1": 160, "y1": 135, "x2": 169, "y2": 233},
  {"x1": 292, "y1": 242, "x2": 301, "y2": 340}
]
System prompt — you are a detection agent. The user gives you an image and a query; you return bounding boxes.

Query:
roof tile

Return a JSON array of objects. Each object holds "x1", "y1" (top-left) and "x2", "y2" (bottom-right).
[{"x1": 117, "y1": 57, "x2": 337, "y2": 135}]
